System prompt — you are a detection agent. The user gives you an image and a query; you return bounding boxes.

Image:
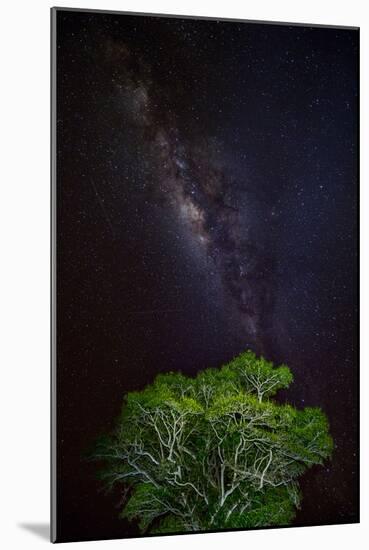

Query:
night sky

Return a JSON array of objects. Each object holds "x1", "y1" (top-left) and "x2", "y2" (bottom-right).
[{"x1": 55, "y1": 9, "x2": 359, "y2": 542}]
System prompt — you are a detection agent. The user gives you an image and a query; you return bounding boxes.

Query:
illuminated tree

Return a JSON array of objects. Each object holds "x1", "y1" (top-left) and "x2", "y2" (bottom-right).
[{"x1": 93, "y1": 351, "x2": 333, "y2": 533}]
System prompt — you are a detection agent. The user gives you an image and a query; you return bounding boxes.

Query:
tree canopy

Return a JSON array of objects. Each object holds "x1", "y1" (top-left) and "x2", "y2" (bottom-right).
[{"x1": 93, "y1": 350, "x2": 333, "y2": 534}]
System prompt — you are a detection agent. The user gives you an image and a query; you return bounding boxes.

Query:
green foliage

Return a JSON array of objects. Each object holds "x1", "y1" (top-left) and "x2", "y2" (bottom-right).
[{"x1": 93, "y1": 350, "x2": 333, "y2": 534}]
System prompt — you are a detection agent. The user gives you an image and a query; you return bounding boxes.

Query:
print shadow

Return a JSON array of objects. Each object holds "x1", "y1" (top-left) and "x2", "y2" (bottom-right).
[{"x1": 18, "y1": 523, "x2": 49, "y2": 541}]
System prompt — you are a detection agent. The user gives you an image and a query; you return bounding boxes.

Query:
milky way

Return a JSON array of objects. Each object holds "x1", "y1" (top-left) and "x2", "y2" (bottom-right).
[
  {"x1": 107, "y1": 40, "x2": 275, "y2": 352},
  {"x1": 55, "y1": 10, "x2": 358, "y2": 542}
]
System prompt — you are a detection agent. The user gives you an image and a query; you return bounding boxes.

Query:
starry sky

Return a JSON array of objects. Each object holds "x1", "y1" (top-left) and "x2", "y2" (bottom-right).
[{"x1": 55, "y1": 9, "x2": 359, "y2": 542}]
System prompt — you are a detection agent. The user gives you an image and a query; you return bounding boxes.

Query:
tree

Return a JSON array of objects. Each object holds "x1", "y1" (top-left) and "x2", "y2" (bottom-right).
[{"x1": 93, "y1": 350, "x2": 333, "y2": 534}]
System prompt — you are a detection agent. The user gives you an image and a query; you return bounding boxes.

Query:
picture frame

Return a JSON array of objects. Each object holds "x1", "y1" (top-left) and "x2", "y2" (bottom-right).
[{"x1": 51, "y1": 7, "x2": 359, "y2": 543}]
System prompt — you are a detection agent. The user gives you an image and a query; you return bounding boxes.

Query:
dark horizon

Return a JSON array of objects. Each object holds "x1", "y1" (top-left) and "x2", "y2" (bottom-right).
[{"x1": 54, "y1": 9, "x2": 359, "y2": 542}]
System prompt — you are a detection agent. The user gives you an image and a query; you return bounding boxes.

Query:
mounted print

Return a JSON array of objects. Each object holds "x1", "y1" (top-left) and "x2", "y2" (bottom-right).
[{"x1": 51, "y1": 7, "x2": 359, "y2": 543}]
